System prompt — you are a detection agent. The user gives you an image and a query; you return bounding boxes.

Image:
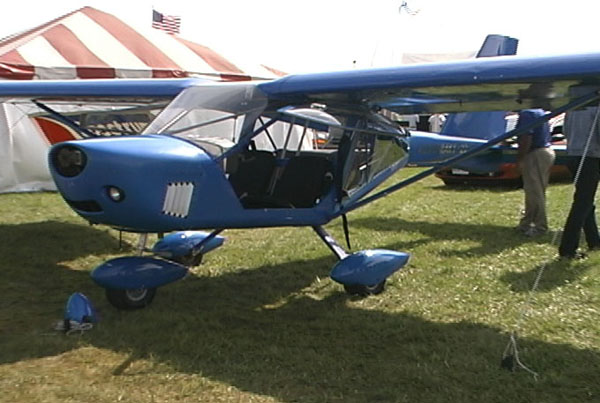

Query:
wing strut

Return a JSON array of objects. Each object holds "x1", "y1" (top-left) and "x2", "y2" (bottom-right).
[
  {"x1": 33, "y1": 100, "x2": 99, "y2": 138},
  {"x1": 342, "y1": 214, "x2": 352, "y2": 250},
  {"x1": 341, "y1": 91, "x2": 600, "y2": 215}
]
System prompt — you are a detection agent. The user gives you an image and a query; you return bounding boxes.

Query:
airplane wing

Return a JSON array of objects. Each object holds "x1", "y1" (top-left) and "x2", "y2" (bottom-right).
[
  {"x1": 1, "y1": 51, "x2": 600, "y2": 184},
  {"x1": 0, "y1": 78, "x2": 207, "y2": 140},
  {"x1": 257, "y1": 52, "x2": 600, "y2": 115},
  {"x1": 250, "y1": 52, "x2": 600, "y2": 211},
  {"x1": 0, "y1": 78, "x2": 203, "y2": 103},
  {"x1": 0, "y1": 52, "x2": 599, "y2": 116}
]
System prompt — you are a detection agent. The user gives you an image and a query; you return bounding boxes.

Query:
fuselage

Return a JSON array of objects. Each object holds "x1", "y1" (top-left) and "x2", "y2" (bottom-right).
[{"x1": 48, "y1": 135, "x2": 340, "y2": 232}]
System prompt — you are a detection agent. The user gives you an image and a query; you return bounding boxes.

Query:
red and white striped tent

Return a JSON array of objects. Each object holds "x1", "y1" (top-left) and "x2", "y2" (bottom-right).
[
  {"x1": 0, "y1": 6, "x2": 284, "y2": 81},
  {"x1": 0, "y1": 6, "x2": 286, "y2": 193}
]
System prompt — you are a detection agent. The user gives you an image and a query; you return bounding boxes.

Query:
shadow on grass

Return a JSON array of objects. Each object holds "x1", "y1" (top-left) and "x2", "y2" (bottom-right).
[
  {"x1": 0, "y1": 221, "x2": 124, "y2": 360},
  {"x1": 428, "y1": 177, "x2": 569, "y2": 192},
  {"x1": 501, "y1": 258, "x2": 595, "y2": 292},
  {"x1": 429, "y1": 183, "x2": 521, "y2": 192},
  {"x1": 98, "y1": 258, "x2": 599, "y2": 402},
  {"x1": 0, "y1": 220, "x2": 123, "y2": 262},
  {"x1": 0, "y1": 220, "x2": 125, "y2": 298},
  {"x1": 2, "y1": 225, "x2": 598, "y2": 401},
  {"x1": 350, "y1": 216, "x2": 544, "y2": 258}
]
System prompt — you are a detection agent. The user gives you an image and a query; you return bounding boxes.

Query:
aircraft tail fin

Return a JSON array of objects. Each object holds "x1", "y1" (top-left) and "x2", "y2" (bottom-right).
[
  {"x1": 476, "y1": 34, "x2": 519, "y2": 58},
  {"x1": 440, "y1": 35, "x2": 519, "y2": 140}
]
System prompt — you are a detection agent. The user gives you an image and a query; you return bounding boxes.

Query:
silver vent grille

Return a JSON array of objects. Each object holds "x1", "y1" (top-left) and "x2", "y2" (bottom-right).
[{"x1": 162, "y1": 182, "x2": 194, "y2": 218}]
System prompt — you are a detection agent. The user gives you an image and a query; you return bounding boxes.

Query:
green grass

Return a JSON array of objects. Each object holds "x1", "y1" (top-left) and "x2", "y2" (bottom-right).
[{"x1": 0, "y1": 169, "x2": 598, "y2": 402}]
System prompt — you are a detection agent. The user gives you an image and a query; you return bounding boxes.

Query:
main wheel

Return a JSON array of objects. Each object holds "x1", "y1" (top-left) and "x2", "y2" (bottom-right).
[
  {"x1": 343, "y1": 280, "x2": 386, "y2": 297},
  {"x1": 105, "y1": 287, "x2": 157, "y2": 310}
]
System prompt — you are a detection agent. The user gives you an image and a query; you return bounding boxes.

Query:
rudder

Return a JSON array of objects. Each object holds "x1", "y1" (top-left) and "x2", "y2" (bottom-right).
[{"x1": 440, "y1": 34, "x2": 519, "y2": 140}]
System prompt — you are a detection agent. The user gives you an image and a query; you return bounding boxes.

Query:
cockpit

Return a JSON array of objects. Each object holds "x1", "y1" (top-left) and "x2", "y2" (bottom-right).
[{"x1": 144, "y1": 83, "x2": 410, "y2": 209}]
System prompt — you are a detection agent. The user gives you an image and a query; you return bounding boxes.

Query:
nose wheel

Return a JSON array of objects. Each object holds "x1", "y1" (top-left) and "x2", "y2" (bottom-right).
[
  {"x1": 313, "y1": 226, "x2": 408, "y2": 298},
  {"x1": 343, "y1": 279, "x2": 386, "y2": 297},
  {"x1": 105, "y1": 287, "x2": 157, "y2": 310}
]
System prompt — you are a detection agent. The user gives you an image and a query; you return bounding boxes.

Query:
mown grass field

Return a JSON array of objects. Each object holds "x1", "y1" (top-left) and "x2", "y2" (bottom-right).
[{"x1": 0, "y1": 169, "x2": 598, "y2": 402}]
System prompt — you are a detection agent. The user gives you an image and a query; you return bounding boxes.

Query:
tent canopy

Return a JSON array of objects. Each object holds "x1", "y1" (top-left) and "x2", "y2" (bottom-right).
[
  {"x1": 0, "y1": 6, "x2": 285, "y2": 193},
  {"x1": 0, "y1": 7, "x2": 283, "y2": 81}
]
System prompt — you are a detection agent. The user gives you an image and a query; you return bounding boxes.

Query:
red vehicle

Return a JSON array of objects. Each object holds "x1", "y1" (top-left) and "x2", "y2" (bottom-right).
[{"x1": 435, "y1": 114, "x2": 571, "y2": 187}]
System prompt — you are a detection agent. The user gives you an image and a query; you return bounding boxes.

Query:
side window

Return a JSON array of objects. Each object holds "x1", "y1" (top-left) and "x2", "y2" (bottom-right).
[
  {"x1": 341, "y1": 122, "x2": 409, "y2": 198},
  {"x1": 251, "y1": 118, "x2": 316, "y2": 152}
]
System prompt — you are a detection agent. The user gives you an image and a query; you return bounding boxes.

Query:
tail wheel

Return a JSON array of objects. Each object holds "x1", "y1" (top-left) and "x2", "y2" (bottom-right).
[
  {"x1": 343, "y1": 280, "x2": 386, "y2": 297},
  {"x1": 105, "y1": 287, "x2": 157, "y2": 310}
]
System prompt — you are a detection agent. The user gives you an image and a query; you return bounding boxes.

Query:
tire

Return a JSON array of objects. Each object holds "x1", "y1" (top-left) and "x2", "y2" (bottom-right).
[
  {"x1": 343, "y1": 280, "x2": 386, "y2": 297},
  {"x1": 105, "y1": 287, "x2": 157, "y2": 310}
]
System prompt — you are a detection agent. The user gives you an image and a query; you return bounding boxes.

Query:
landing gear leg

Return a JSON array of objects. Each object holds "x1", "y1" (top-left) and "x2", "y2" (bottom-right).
[
  {"x1": 136, "y1": 233, "x2": 149, "y2": 254},
  {"x1": 313, "y1": 226, "x2": 407, "y2": 297},
  {"x1": 314, "y1": 225, "x2": 383, "y2": 296},
  {"x1": 312, "y1": 226, "x2": 349, "y2": 260}
]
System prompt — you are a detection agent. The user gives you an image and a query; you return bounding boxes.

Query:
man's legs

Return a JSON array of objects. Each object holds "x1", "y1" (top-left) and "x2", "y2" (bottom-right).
[
  {"x1": 559, "y1": 157, "x2": 600, "y2": 256},
  {"x1": 583, "y1": 205, "x2": 600, "y2": 248},
  {"x1": 520, "y1": 148, "x2": 555, "y2": 232},
  {"x1": 519, "y1": 155, "x2": 537, "y2": 230}
]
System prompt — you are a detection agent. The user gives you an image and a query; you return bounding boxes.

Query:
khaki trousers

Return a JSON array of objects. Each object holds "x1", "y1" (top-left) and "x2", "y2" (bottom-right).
[{"x1": 519, "y1": 147, "x2": 556, "y2": 231}]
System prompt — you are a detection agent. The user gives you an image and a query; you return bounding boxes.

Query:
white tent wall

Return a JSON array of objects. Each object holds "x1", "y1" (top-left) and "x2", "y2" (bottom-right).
[
  {"x1": 0, "y1": 6, "x2": 286, "y2": 194},
  {"x1": 401, "y1": 51, "x2": 476, "y2": 64},
  {"x1": 0, "y1": 104, "x2": 56, "y2": 193}
]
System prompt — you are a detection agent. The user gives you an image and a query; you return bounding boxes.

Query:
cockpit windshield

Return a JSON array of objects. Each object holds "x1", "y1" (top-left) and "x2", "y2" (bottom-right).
[{"x1": 143, "y1": 83, "x2": 268, "y2": 156}]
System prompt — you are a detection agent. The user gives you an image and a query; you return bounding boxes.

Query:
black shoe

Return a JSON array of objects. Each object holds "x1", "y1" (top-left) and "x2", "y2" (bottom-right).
[{"x1": 559, "y1": 251, "x2": 587, "y2": 260}]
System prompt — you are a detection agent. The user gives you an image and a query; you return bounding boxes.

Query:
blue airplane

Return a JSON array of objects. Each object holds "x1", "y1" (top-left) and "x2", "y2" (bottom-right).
[
  {"x1": 431, "y1": 116, "x2": 570, "y2": 186},
  {"x1": 405, "y1": 34, "x2": 570, "y2": 186},
  {"x1": 405, "y1": 34, "x2": 521, "y2": 176},
  {"x1": 1, "y1": 44, "x2": 600, "y2": 310}
]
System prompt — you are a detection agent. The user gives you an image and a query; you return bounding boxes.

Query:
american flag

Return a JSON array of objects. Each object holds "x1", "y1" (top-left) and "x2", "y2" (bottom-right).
[{"x1": 152, "y1": 10, "x2": 181, "y2": 35}]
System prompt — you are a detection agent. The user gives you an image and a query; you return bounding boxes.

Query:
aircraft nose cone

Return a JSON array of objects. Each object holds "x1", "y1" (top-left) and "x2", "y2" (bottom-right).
[{"x1": 50, "y1": 145, "x2": 87, "y2": 177}]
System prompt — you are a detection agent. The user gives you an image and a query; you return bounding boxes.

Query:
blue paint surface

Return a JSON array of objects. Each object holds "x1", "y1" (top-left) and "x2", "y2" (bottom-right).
[
  {"x1": 91, "y1": 256, "x2": 188, "y2": 289},
  {"x1": 152, "y1": 231, "x2": 225, "y2": 258},
  {"x1": 330, "y1": 249, "x2": 410, "y2": 286}
]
